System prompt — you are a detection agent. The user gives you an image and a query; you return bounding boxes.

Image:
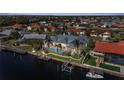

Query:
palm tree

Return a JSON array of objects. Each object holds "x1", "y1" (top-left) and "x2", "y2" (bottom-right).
[
  {"x1": 65, "y1": 36, "x2": 68, "y2": 45},
  {"x1": 73, "y1": 38, "x2": 80, "y2": 58},
  {"x1": 45, "y1": 34, "x2": 52, "y2": 48},
  {"x1": 39, "y1": 39, "x2": 44, "y2": 50}
]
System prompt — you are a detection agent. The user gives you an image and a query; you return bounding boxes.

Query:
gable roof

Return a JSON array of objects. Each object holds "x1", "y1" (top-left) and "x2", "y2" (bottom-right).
[
  {"x1": 91, "y1": 30, "x2": 112, "y2": 35},
  {"x1": 67, "y1": 28, "x2": 81, "y2": 32},
  {"x1": 31, "y1": 23, "x2": 40, "y2": 29},
  {"x1": 112, "y1": 24, "x2": 124, "y2": 28},
  {"x1": 13, "y1": 24, "x2": 23, "y2": 29},
  {"x1": 50, "y1": 35, "x2": 87, "y2": 44},
  {"x1": 22, "y1": 33, "x2": 46, "y2": 40},
  {"x1": 94, "y1": 41, "x2": 124, "y2": 55},
  {"x1": 0, "y1": 30, "x2": 12, "y2": 36}
]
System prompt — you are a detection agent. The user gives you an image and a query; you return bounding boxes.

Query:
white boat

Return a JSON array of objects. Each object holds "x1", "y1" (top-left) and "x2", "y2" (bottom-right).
[
  {"x1": 86, "y1": 72, "x2": 104, "y2": 79},
  {"x1": 32, "y1": 48, "x2": 36, "y2": 53}
]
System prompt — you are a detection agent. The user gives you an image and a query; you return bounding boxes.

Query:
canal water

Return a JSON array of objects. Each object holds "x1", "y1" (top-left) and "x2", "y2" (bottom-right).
[{"x1": 0, "y1": 51, "x2": 122, "y2": 80}]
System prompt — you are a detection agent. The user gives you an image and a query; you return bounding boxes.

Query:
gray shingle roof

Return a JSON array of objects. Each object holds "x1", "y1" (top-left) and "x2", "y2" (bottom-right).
[
  {"x1": 0, "y1": 30, "x2": 12, "y2": 36},
  {"x1": 50, "y1": 35, "x2": 88, "y2": 44},
  {"x1": 22, "y1": 33, "x2": 46, "y2": 40}
]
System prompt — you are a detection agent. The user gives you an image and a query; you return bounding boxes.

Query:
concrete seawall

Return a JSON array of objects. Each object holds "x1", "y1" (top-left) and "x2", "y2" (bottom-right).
[
  {"x1": 42, "y1": 56, "x2": 124, "y2": 79},
  {"x1": 1, "y1": 46, "x2": 123, "y2": 79},
  {"x1": 0, "y1": 45, "x2": 27, "y2": 55}
]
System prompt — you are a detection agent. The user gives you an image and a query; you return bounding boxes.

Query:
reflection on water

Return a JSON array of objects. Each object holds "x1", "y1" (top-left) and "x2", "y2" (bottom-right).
[{"x1": 0, "y1": 51, "x2": 122, "y2": 80}]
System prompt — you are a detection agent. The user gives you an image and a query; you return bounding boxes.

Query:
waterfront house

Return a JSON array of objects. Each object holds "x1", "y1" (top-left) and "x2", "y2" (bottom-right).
[
  {"x1": 50, "y1": 35, "x2": 88, "y2": 50},
  {"x1": 0, "y1": 30, "x2": 12, "y2": 41},
  {"x1": 92, "y1": 41, "x2": 124, "y2": 65}
]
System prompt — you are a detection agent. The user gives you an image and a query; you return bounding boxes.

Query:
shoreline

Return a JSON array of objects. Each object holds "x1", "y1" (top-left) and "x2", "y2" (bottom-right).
[
  {"x1": 29, "y1": 50, "x2": 124, "y2": 79},
  {"x1": 1, "y1": 45, "x2": 124, "y2": 79}
]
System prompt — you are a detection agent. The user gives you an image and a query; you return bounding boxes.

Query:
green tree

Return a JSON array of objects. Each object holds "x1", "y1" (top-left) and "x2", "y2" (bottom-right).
[
  {"x1": 10, "y1": 31, "x2": 21, "y2": 40},
  {"x1": 111, "y1": 34, "x2": 121, "y2": 42},
  {"x1": 45, "y1": 34, "x2": 52, "y2": 48}
]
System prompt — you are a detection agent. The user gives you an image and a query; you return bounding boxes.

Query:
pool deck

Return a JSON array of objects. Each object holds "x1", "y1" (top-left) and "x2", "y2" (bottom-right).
[{"x1": 49, "y1": 47, "x2": 65, "y2": 53}]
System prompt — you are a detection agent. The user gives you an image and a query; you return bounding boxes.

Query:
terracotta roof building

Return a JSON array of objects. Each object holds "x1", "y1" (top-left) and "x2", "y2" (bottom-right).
[
  {"x1": 93, "y1": 41, "x2": 124, "y2": 65},
  {"x1": 112, "y1": 24, "x2": 124, "y2": 28},
  {"x1": 13, "y1": 24, "x2": 23, "y2": 30},
  {"x1": 94, "y1": 41, "x2": 124, "y2": 55},
  {"x1": 31, "y1": 23, "x2": 41, "y2": 30}
]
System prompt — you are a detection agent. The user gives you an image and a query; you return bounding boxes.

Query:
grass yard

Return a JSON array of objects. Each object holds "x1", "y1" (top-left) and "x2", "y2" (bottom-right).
[
  {"x1": 47, "y1": 53, "x2": 79, "y2": 63},
  {"x1": 84, "y1": 56, "x2": 120, "y2": 72},
  {"x1": 16, "y1": 46, "x2": 32, "y2": 52},
  {"x1": 40, "y1": 50, "x2": 121, "y2": 72},
  {"x1": 48, "y1": 53, "x2": 69, "y2": 61},
  {"x1": 84, "y1": 57, "x2": 96, "y2": 66},
  {"x1": 100, "y1": 63, "x2": 120, "y2": 72}
]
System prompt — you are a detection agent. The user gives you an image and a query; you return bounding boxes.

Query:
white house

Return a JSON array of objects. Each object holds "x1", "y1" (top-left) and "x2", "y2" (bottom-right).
[
  {"x1": 27, "y1": 26, "x2": 32, "y2": 31},
  {"x1": 102, "y1": 32, "x2": 111, "y2": 41}
]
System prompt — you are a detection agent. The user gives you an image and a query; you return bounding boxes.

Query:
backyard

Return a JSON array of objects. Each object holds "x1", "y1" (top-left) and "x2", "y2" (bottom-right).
[
  {"x1": 47, "y1": 53, "x2": 80, "y2": 63},
  {"x1": 84, "y1": 56, "x2": 120, "y2": 72}
]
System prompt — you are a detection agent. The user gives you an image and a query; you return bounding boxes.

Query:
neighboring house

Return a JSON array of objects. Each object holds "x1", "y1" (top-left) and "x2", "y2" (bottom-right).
[
  {"x1": 90, "y1": 30, "x2": 97, "y2": 37},
  {"x1": 22, "y1": 33, "x2": 46, "y2": 40},
  {"x1": 92, "y1": 41, "x2": 124, "y2": 65},
  {"x1": 67, "y1": 28, "x2": 81, "y2": 35},
  {"x1": 0, "y1": 30, "x2": 12, "y2": 41},
  {"x1": 102, "y1": 31, "x2": 111, "y2": 41},
  {"x1": 111, "y1": 24, "x2": 124, "y2": 28},
  {"x1": 0, "y1": 30, "x2": 12, "y2": 36},
  {"x1": 90, "y1": 30, "x2": 111, "y2": 40},
  {"x1": 31, "y1": 23, "x2": 41, "y2": 30},
  {"x1": 44, "y1": 27, "x2": 48, "y2": 32},
  {"x1": 101, "y1": 22, "x2": 116, "y2": 27},
  {"x1": 0, "y1": 34, "x2": 9, "y2": 41},
  {"x1": 48, "y1": 26, "x2": 56, "y2": 32},
  {"x1": 13, "y1": 24, "x2": 23, "y2": 30},
  {"x1": 27, "y1": 26, "x2": 32, "y2": 31}
]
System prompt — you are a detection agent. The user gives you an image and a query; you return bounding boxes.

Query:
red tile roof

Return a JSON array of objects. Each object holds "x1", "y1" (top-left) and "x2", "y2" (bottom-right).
[
  {"x1": 67, "y1": 28, "x2": 81, "y2": 32},
  {"x1": 94, "y1": 41, "x2": 124, "y2": 55},
  {"x1": 48, "y1": 26, "x2": 56, "y2": 30},
  {"x1": 13, "y1": 24, "x2": 23, "y2": 29},
  {"x1": 31, "y1": 23, "x2": 40, "y2": 29},
  {"x1": 112, "y1": 24, "x2": 124, "y2": 27},
  {"x1": 91, "y1": 30, "x2": 112, "y2": 35}
]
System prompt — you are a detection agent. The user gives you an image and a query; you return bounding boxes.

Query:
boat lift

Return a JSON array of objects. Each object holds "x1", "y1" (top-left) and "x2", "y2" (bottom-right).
[
  {"x1": 61, "y1": 62, "x2": 74, "y2": 73},
  {"x1": 89, "y1": 68, "x2": 104, "y2": 75}
]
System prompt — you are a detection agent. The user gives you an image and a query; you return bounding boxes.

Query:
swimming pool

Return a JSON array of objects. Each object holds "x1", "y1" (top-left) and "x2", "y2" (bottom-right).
[{"x1": 49, "y1": 47, "x2": 65, "y2": 53}]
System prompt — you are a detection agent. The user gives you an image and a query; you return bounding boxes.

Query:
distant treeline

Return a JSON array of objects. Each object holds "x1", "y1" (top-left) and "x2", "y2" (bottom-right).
[{"x1": 0, "y1": 16, "x2": 124, "y2": 27}]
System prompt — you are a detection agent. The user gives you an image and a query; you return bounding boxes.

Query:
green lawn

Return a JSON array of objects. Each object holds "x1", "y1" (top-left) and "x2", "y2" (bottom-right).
[
  {"x1": 47, "y1": 52, "x2": 121, "y2": 72},
  {"x1": 47, "y1": 53, "x2": 79, "y2": 63},
  {"x1": 84, "y1": 57, "x2": 96, "y2": 66},
  {"x1": 84, "y1": 57, "x2": 120, "y2": 72},
  {"x1": 100, "y1": 64, "x2": 120, "y2": 72},
  {"x1": 48, "y1": 54, "x2": 69, "y2": 61},
  {"x1": 16, "y1": 46, "x2": 32, "y2": 52}
]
